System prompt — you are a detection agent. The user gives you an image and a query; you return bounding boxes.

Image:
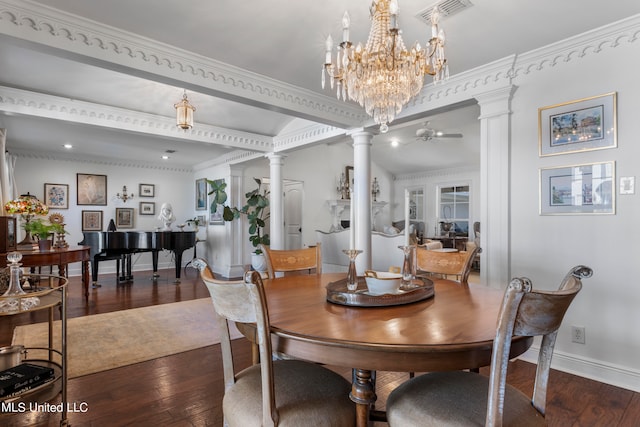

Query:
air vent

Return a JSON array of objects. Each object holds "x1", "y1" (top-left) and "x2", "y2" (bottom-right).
[{"x1": 416, "y1": 0, "x2": 473, "y2": 24}]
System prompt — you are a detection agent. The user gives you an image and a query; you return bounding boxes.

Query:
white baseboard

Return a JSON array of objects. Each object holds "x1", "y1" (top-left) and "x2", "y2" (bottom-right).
[{"x1": 519, "y1": 346, "x2": 640, "y2": 393}]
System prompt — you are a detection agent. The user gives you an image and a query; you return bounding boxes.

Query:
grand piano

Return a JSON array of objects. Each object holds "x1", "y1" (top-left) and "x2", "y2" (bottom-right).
[{"x1": 79, "y1": 231, "x2": 196, "y2": 286}]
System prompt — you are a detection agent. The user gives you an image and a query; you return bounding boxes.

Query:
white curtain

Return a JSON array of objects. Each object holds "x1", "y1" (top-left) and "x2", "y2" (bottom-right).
[{"x1": 0, "y1": 128, "x2": 18, "y2": 215}]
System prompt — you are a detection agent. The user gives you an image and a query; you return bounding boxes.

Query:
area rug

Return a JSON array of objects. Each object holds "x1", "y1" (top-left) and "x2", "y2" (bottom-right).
[{"x1": 11, "y1": 298, "x2": 242, "y2": 378}]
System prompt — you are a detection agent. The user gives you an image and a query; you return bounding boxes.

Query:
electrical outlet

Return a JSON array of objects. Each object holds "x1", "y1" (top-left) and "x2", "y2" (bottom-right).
[{"x1": 571, "y1": 326, "x2": 585, "y2": 344}]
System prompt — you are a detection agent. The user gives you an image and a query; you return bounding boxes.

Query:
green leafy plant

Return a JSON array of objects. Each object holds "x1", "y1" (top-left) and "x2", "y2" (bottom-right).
[
  {"x1": 207, "y1": 178, "x2": 270, "y2": 254},
  {"x1": 23, "y1": 219, "x2": 65, "y2": 240}
]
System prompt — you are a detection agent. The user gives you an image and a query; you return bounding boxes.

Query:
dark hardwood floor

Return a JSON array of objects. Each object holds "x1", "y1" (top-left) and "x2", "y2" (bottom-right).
[{"x1": 1, "y1": 268, "x2": 638, "y2": 426}]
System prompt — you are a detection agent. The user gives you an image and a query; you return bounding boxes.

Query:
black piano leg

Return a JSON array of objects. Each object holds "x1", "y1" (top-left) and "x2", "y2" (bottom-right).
[
  {"x1": 152, "y1": 251, "x2": 160, "y2": 279},
  {"x1": 174, "y1": 251, "x2": 184, "y2": 284},
  {"x1": 91, "y1": 259, "x2": 101, "y2": 288}
]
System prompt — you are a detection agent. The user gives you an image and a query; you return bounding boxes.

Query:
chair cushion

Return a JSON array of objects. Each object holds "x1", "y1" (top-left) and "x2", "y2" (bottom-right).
[
  {"x1": 224, "y1": 359, "x2": 355, "y2": 426},
  {"x1": 387, "y1": 371, "x2": 545, "y2": 427}
]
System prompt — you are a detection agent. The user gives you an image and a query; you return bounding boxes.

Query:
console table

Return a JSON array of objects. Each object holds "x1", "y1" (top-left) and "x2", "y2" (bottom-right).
[{"x1": 0, "y1": 246, "x2": 90, "y2": 297}]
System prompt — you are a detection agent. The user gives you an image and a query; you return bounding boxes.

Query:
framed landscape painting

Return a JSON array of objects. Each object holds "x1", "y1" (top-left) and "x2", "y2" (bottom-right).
[
  {"x1": 44, "y1": 183, "x2": 69, "y2": 209},
  {"x1": 139, "y1": 202, "x2": 155, "y2": 215},
  {"x1": 139, "y1": 183, "x2": 155, "y2": 198},
  {"x1": 539, "y1": 161, "x2": 615, "y2": 215},
  {"x1": 196, "y1": 178, "x2": 207, "y2": 211},
  {"x1": 538, "y1": 92, "x2": 617, "y2": 157},
  {"x1": 77, "y1": 173, "x2": 107, "y2": 205}
]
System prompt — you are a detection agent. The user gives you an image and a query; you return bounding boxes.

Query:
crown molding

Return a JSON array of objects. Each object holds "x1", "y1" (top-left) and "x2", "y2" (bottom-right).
[
  {"x1": 273, "y1": 123, "x2": 347, "y2": 152},
  {"x1": 11, "y1": 148, "x2": 194, "y2": 172},
  {"x1": 0, "y1": 0, "x2": 365, "y2": 128},
  {"x1": 0, "y1": 85, "x2": 273, "y2": 151},
  {"x1": 394, "y1": 165, "x2": 479, "y2": 182},
  {"x1": 511, "y1": 14, "x2": 640, "y2": 78}
]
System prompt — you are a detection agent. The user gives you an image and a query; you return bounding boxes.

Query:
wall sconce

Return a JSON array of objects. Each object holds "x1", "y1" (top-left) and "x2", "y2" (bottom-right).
[
  {"x1": 371, "y1": 177, "x2": 380, "y2": 201},
  {"x1": 116, "y1": 186, "x2": 134, "y2": 203},
  {"x1": 174, "y1": 90, "x2": 195, "y2": 130}
]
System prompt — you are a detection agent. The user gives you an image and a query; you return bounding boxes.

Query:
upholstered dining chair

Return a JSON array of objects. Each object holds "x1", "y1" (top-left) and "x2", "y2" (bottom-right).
[
  {"x1": 414, "y1": 245, "x2": 480, "y2": 285},
  {"x1": 192, "y1": 258, "x2": 355, "y2": 427},
  {"x1": 260, "y1": 243, "x2": 322, "y2": 279},
  {"x1": 386, "y1": 265, "x2": 592, "y2": 427}
]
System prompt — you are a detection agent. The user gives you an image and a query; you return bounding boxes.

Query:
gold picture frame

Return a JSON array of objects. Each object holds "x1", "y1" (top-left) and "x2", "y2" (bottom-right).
[{"x1": 538, "y1": 92, "x2": 617, "y2": 157}]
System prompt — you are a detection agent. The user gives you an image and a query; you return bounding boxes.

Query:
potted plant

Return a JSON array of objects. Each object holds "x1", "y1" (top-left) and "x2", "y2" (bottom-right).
[
  {"x1": 208, "y1": 178, "x2": 270, "y2": 271},
  {"x1": 23, "y1": 219, "x2": 64, "y2": 251}
]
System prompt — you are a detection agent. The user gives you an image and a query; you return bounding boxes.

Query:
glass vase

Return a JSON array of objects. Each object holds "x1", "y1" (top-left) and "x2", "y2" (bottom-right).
[
  {"x1": 342, "y1": 249, "x2": 362, "y2": 291},
  {"x1": 398, "y1": 245, "x2": 415, "y2": 284},
  {"x1": 0, "y1": 252, "x2": 39, "y2": 313}
]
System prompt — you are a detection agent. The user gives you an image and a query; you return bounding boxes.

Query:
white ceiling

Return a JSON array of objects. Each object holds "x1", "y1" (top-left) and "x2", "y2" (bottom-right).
[{"x1": 1, "y1": 0, "x2": 639, "y2": 174}]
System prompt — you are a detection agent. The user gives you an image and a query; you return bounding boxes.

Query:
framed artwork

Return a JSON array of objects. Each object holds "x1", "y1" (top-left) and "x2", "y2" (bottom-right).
[
  {"x1": 82, "y1": 210, "x2": 103, "y2": 231},
  {"x1": 44, "y1": 183, "x2": 69, "y2": 209},
  {"x1": 539, "y1": 161, "x2": 615, "y2": 215},
  {"x1": 116, "y1": 207, "x2": 134, "y2": 228},
  {"x1": 538, "y1": 92, "x2": 617, "y2": 157},
  {"x1": 209, "y1": 204, "x2": 224, "y2": 225},
  {"x1": 77, "y1": 173, "x2": 107, "y2": 205},
  {"x1": 139, "y1": 202, "x2": 155, "y2": 215},
  {"x1": 619, "y1": 177, "x2": 635, "y2": 195},
  {"x1": 195, "y1": 178, "x2": 207, "y2": 210},
  {"x1": 345, "y1": 166, "x2": 353, "y2": 199},
  {"x1": 139, "y1": 183, "x2": 155, "y2": 198}
]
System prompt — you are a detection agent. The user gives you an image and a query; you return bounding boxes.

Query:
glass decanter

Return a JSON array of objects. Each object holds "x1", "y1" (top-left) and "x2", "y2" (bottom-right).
[{"x1": 0, "y1": 252, "x2": 40, "y2": 313}]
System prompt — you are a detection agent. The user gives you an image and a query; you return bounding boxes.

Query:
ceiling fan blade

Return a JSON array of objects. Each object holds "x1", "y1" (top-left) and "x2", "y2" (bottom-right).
[{"x1": 436, "y1": 133, "x2": 463, "y2": 138}]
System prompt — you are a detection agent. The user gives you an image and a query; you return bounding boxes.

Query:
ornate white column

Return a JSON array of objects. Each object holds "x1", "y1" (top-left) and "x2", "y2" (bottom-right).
[
  {"x1": 476, "y1": 85, "x2": 515, "y2": 288},
  {"x1": 348, "y1": 129, "x2": 374, "y2": 274},
  {"x1": 267, "y1": 153, "x2": 286, "y2": 250}
]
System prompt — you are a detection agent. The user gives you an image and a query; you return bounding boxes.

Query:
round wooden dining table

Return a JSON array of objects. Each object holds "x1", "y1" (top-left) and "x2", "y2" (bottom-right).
[{"x1": 259, "y1": 273, "x2": 533, "y2": 427}]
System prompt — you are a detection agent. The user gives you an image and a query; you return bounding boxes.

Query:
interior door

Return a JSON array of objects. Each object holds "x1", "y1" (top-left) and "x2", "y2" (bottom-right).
[{"x1": 284, "y1": 181, "x2": 303, "y2": 249}]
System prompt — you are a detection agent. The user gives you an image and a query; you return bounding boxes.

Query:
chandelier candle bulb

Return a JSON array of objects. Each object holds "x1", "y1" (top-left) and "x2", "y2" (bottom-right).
[{"x1": 342, "y1": 12, "x2": 350, "y2": 42}]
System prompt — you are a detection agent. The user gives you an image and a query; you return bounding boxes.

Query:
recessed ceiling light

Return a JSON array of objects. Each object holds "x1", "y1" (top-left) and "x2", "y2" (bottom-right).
[
  {"x1": 391, "y1": 139, "x2": 399, "y2": 148},
  {"x1": 63, "y1": 144, "x2": 73, "y2": 149},
  {"x1": 162, "y1": 155, "x2": 170, "y2": 160}
]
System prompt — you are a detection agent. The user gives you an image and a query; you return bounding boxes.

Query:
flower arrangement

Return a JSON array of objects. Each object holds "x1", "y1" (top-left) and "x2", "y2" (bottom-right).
[{"x1": 4, "y1": 194, "x2": 49, "y2": 219}]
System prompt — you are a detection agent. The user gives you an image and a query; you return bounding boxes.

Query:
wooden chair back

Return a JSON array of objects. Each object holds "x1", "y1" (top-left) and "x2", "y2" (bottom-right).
[
  {"x1": 260, "y1": 243, "x2": 322, "y2": 278},
  {"x1": 192, "y1": 258, "x2": 277, "y2": 426},
  {"x1": 414, "y1": 245, "x2": 480, "y2": 284},
  {"x1": 486, "y1": 265, "x2": 592, "y2": 424}
]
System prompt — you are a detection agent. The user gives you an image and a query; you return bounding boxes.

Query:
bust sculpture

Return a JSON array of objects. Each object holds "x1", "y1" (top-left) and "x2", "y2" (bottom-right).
[{"x1": 158, "y1": 202, "x2": 176, "y2": 231}]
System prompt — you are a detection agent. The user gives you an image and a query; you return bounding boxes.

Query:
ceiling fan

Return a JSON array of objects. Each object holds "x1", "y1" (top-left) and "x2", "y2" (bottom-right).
[{"x1": 415, "y1": 122, "x2": 463, "y2": 141}]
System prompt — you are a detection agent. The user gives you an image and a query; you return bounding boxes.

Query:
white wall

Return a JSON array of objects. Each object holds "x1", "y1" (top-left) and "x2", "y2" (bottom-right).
[
  {"x1": 12, "y1": 156, "x2": 197, "y2": 276},
  {"x1": 508, "y1": 39, "x2": 640, "y2": 390}
]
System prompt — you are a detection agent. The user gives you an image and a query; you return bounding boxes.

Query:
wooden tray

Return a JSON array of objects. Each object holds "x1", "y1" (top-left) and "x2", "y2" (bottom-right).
[{"x1": 326, "y1": 276, "x2": 434, "y2": 307}]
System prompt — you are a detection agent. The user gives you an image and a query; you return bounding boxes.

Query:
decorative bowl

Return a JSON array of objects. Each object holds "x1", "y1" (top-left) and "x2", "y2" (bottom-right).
[{"x1": 364, "y1": 270, "x2": 402, "y2": 295}]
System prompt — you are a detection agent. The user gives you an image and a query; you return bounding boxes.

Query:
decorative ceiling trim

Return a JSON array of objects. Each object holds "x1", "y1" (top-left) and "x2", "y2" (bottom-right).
[
  {"x1": 394, "y1": 165, "x2": 479, "y2": 181},
  {"x1": 0, "y1": 85, "x2": 273, "y2": 151},
  {"x1": 273, "y1": 123, "x2": 347, "y2": 152},
  {"x1": 11, "y1": 148, "x2": 194, "y2": 172},
  {"x1": 193, "y1": 149, "x2": 263, "y2": 171},
  {"x1": 0, "y1": 0, "x2": 365, "y2": 128},
  {"x1": 511, "y1": 14, "x2": 640, "y2": 78}
]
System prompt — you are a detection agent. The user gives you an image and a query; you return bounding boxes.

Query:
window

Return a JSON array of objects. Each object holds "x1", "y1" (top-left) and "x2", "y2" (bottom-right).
[
  {"x1": 408, "y1": 188, "x2": 424, "y2": 220},
  {"x1": 438, "y1": 185, "x2": 470, "y2": 236}
]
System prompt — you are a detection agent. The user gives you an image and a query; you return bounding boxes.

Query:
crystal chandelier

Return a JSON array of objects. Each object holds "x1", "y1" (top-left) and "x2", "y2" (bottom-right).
[
  {"x1": 322, "y1": 0, "x2": 448, "y2": 132},
  {"x1": 175, "y1": 90, "x2": 195, "y2": 130}
]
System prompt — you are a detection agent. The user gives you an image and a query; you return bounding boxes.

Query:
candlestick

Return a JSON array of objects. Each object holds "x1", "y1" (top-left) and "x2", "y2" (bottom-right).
[
  {"x1": 404, "y1": 189, "x2": 410, "y2": 246},
  {"x1": 349, "y1": 186, "x2": 355, "y2": 249},
  {"x1": 343, "y1": 249, "x2": 362, "y2": 291}
]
